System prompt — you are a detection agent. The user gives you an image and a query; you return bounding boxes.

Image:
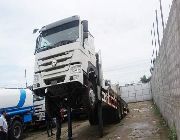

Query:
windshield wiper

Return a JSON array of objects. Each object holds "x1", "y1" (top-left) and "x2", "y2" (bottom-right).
[{"x1": 36, "y1": 45, "x2": 52, "y2": 53}]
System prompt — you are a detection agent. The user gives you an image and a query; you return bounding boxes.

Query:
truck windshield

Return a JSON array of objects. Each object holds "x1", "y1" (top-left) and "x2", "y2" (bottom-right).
[{"x1": 35, "y1": 20, "x2": 79, "y2": 53}]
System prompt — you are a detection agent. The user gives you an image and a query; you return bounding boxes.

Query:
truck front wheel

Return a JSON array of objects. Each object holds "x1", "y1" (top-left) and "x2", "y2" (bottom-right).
[
  {"x1": 88, "y1": 84, "x2": 96, "y2": 108},
  {"x1": 83, "y1": 81, "x2": 98, "y2": 125},
  {"x1": 83, "y1": 81, "x2": 97, "y2": 110},
  {"x1": 9, "y1": 120, "x2": 23, "y2": 140}
]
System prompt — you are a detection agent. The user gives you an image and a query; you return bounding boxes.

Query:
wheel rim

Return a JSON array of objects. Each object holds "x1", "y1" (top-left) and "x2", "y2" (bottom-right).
[
  {"x1": 14, "y1": 125, "x2": 21, "y2": 138},
  {"x1": 89, "y1": 88, "x2": 96, "y2": 106}
]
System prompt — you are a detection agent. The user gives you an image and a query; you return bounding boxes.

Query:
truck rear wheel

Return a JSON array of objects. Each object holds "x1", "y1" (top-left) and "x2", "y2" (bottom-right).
[
  {"x1": 115, "y1": 106, "x2": 122, "y2": 123},
  {"x1": 9, "y1": 120, "x2": 23, "y2": 140}
]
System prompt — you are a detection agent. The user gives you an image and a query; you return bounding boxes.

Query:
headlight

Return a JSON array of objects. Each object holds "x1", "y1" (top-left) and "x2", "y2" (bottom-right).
[
  {"x1": 70, "y1": 75, "x2": 79, "y2": 81},
  {"x1": 71, "y1": 65, "x2": 81, "y2": 73},
  {"x1": 34, "y1": 74, "x2": 39, "y2": 82},
  {"x1": 72, "y1": 75, "x2": 79, "y2": 80}
]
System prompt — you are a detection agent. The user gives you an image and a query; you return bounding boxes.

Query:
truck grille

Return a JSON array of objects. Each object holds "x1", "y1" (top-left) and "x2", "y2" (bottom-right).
[
  {"x1": 37, "y1": 51, "x2": 73, "y2": 79},
  {"x1": 34, "y1": 104, "x2": 44, "y2": 115}
]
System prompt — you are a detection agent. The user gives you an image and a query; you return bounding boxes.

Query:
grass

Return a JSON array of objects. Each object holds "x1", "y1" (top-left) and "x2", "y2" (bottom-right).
[
  {"x1": 152, "y1": 103, "x2": 177, "y2": 140},
  {"x1": 152, "y1": 104, "x2": 161, "y2": 117},
  {"x1": 168, "y1": 126, "x2": 177, "y2": 140}
]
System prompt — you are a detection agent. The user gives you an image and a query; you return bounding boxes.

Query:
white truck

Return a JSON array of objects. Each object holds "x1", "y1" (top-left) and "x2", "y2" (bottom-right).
[
  {"x1": 33, "y1": 94, "x2": 45, "y2": 122},
  {"x1": 33, "y1": 16, "x2": 128, "y2": 138},
  {"x1": 0, "y1": 88, "x2": 45, "y2": 140}
]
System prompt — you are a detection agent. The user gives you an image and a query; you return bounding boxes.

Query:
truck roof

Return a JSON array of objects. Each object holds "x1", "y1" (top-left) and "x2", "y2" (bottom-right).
[{"x1": 40, "y1": 15, "x2": 80, "y2": 32}]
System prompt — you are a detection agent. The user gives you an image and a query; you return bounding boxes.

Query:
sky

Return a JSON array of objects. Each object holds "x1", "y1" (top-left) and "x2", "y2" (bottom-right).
[{"x1": 0, "y1": 0, "x2": 172, "y2": 88}]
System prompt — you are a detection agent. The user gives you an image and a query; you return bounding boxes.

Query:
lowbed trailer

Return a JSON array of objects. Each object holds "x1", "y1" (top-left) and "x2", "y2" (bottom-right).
[
  {"x1": 32, "y1": 15, "x2": 128, "y2": 139},
  {"x1": 101, "y1": 84, "x2": 129, "y2": 124}
]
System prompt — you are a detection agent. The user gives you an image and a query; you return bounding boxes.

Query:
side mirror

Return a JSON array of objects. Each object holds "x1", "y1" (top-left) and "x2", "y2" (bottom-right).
[
  {"x1": 33, "y1": 29, "x2": 39, "y2": 34},
  {"x1": 28, "y1": 85, "x2": 33, "y2": 91},
  {"x1": 105, "y1": 80, "x2": 109, "y2": 86},
  {"x1": 83, "y1": 32, "x2": 88, "y2": 40},
  {"x1": 105, "y1": 80, "x2": 111, "y2": 87},
  {"x1": 82, "y1": 20, "x2": 88, "y2": 32},
  {"x1": 34, "y1": 38, "x2": 39, "y2": 54},
  {"x1": 82, "y1": 20, "x2": 88, "y2": 40}
]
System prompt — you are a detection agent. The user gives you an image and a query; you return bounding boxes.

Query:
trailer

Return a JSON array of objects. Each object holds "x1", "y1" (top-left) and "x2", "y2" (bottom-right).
[
  {"x1": 32, "y1": 15, "x2": 128, "y2": 139},
  {"x1": 101, "y1": 82, "x2": 129, "y2": 123}
]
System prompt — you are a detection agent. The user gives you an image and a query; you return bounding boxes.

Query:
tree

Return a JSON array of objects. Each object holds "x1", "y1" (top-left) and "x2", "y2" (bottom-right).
[{"x1": 140, "y1": 75, "x2": 151, "y2": 83}]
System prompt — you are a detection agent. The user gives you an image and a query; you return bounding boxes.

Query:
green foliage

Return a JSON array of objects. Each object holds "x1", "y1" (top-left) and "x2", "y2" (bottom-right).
[
  {"x1": 152, "y1": 103, "x2": 177, "y2": 140},
  {"x1": 168, "y1": 126, "x2": 177, "y2": 140},
  {"x1": 140, "y1": 75, "x2": 151, "y2": 83},
  {"x1": 152, "y1": 104, "x2": 161, "y2": 116}
]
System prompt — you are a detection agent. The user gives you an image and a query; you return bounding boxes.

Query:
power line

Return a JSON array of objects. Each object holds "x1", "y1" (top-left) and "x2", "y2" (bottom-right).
[
  {"x1": 104, "y1": 61, "x2": 150, "y2": 72},
  {"x1": 104, "y1": 68, "x2": 149, "y2": 74}
]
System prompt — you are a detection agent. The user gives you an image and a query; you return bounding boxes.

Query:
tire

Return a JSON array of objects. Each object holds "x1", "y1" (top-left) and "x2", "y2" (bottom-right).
[
  {"x1": 82, "y1": 81, "x2": 98, "y2": 125},
  {"x1": 115, "y1": 106, "x2": 122, "y2": 123},
  {"x1": 121, "y1": 103, "x2": 125, "y2": 118},
  {"x1": 86, "y1": 81, "x2": 97, "y2": 109},
  {"x1": 127, "y1": 108, "x2": 130, "y2": 113},
  {"x1": 9, "y1": 120, "x2": 23, "y2": 140},
  {"x1": 88, "y1": 82, "x2": 98, "y2": 125}
]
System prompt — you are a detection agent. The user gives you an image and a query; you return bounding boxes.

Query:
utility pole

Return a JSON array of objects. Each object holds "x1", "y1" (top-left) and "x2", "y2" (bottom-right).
[
  {"x1": 151, "y1": 29, "x2": 153, "y2": 46},
  {"x1": 159, "y1": 0, "x2": 165, "y2": 32},
  {"x1": 153, "y1": 22, "x2": 157, "y2": 49},
  {"x1": 25, "y1": 69, "x2": 27, "y2": 88},
  {"x1": 155, "y1": 10, "x2": 161, "y2": 48}
]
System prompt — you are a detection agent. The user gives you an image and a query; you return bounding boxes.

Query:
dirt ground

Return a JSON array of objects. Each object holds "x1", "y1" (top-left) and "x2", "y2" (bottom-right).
[{"x1": 24, "y1": 101, "x2": 169, "y2": 140}]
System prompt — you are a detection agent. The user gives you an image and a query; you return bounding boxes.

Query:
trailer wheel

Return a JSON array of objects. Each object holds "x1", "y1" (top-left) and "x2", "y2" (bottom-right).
[
  {"x1": 127, "y1": 108, "x2": 130, "y2": 113},
  {"x1": 9, "y1": 120, "x2": 23, "y2": 140},
  {"x1": 115, "y1": 106, "x2": 122, "y2": 123},
  {"x1": 121, "y1": 104, "x2": 125, "y2": 118}
]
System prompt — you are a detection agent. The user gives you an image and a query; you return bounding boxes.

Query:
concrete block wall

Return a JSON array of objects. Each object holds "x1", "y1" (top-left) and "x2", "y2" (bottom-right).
[
  {"x1": 120, "y1": 83, "x2": 152, "y2": 103},
  {"x1": 151, "y1": 0, "x2": 180, "y2": 138}
]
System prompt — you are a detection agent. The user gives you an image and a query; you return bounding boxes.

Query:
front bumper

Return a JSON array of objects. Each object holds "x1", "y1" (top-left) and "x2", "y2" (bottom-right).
[{"x1": 33, "y1": 70, "x2": 83, "y2": 90}]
